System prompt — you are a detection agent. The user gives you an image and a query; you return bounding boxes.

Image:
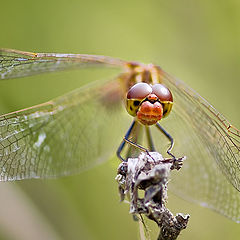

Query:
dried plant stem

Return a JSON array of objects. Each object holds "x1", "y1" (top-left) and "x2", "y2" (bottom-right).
[{"x1": 116, "y1": 152, "x2": 190, "y2": 240}]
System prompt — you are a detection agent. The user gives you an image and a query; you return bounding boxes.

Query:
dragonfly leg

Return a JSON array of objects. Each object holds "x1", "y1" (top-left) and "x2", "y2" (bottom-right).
[
  {"x1": 123, "y1": 137, "x2": 150, "y2": 154},
  {"x1": 155, "y1": 122, "x2": 175, "y2": 159},
  {"x1": 145, "y1": 126, "x2": 156, "y2": 151},
  {"x1": 117, "y1": 120, "x2": 137, "y2": 161},
  {"x1": 117, "y1": 120, "x2": 152, "y2": 161},
  {"x1": 123, "y1": 137, "x2": 154, "y2": 162}
]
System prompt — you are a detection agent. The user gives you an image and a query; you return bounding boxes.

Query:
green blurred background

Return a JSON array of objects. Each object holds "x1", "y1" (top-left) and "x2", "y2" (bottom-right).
[{"x1": 0, "y1": 0, "x2": 239, "y2": 239}]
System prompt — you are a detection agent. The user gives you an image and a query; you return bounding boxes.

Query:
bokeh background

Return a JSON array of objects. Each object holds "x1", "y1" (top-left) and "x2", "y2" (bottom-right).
[{"x1": 0, "y1": 0, "x2": 239, "y2": 239}]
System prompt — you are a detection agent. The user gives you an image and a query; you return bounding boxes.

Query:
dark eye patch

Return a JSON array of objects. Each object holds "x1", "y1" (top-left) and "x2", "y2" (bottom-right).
[{"x1": 133, "y1": 100, "x2": 141, "y2": 106}]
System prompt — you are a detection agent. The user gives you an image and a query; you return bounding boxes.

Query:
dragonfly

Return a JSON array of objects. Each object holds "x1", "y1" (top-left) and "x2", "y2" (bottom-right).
[{"x1": 0, "y1": 48, "x2": 239, "y2": 223}]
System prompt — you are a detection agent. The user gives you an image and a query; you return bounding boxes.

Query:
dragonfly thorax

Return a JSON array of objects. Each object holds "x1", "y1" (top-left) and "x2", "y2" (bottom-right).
[{"x1": 125, "y1": 82, "x2": 173, "y2": 125}]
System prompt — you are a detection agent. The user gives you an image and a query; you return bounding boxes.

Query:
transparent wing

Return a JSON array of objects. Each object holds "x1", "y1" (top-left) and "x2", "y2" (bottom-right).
[
  {"x1": 0, "y1": 78, "x2": 130, "y2": 180},
  {"x1": 0, "y1": 48, "x2": 125, "y2": 80},
  {"x1": 156, "y1": 70, "x2": 240, "y2": 222}
]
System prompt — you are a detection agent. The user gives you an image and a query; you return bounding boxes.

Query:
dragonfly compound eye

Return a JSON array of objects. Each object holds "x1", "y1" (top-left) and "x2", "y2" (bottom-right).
[
  {"x1": 127, "y1": 83, "x2": 152, "y2": 100},
  {"x1": 152, "y1": 84, "x2": 173, "y2": 118},
  {"x1": 152, "y1": 84, "x2": 173, "y2": 102},
  {"x1": 126, "y1": 83, "x2": 152, "y2": 117}
]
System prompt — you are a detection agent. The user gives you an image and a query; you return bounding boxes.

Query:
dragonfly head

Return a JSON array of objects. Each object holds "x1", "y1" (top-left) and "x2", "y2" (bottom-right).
[{"x1": 126, "y1": 83, "x2": 173, "y2": 125}]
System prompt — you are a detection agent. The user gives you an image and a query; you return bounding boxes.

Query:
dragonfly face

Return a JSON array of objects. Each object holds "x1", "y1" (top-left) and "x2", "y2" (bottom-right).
[
  {"x1": 0, "y1": 48, "x2": 240, "y2": 223},
  {"x1": 126, "y1": 82, "x2": 173, "y2": 125}
]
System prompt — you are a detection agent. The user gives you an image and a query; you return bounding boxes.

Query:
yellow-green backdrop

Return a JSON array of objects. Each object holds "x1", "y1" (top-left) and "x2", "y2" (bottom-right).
[{"x1": 0, "y1": 0, "x2": 239, "y2": 239}]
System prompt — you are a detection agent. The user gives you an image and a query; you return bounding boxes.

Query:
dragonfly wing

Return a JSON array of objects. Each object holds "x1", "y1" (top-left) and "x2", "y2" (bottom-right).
[
  {"x1": 157, "y1": 70, "x2": 240, "y2": 222},
  {"x1": 0, "y1": 78, "x2": 130, "y2": 180},
  {"x1": 0, "y1": 49, "x2": 125, "y2": 80}
]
